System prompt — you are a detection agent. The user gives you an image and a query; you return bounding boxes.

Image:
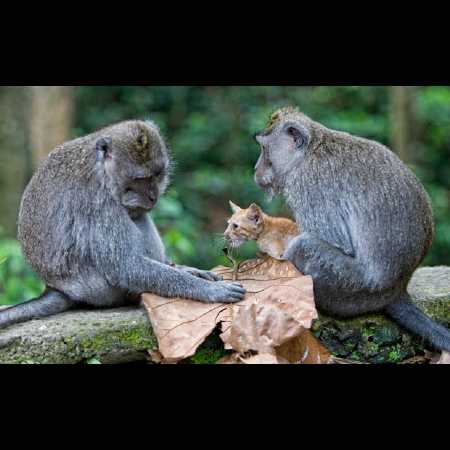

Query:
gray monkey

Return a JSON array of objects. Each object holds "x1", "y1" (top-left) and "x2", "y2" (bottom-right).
[
  {"x1": 253, "y1": 107, "x2": 450, "y2": 352},
  {"x1": 0, "y1": 120, "x2": 245, "y2": 329}
]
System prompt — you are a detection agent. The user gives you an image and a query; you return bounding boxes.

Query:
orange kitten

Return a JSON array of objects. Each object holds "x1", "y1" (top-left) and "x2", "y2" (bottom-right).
[{"x1": 224, "y1": 201, "x2": 300, "y2": 260}]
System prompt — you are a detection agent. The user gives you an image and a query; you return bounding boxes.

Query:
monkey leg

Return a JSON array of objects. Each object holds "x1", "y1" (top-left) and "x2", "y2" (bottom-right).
[
  {"x1": 51, "y1": 272, "x2": 130, "y2": 308},
  {"x1": 284, "y1": 233, "x2": 397, "y2": 317},
  {"x1": 0, "y1": 287, "x2": 73, "y2": 329}
]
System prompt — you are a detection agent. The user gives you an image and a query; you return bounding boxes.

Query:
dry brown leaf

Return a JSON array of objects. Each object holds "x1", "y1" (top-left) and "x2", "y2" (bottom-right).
[
  {"x1": 399, "y1": 356, "x2": 428, "y2": 364},
  {"x1": 217, "y1": 352, "x2": 287, "y2": 364},
  {"x1": 275, "y1": 329, "x2": 332, "y2": 364},
  {"x1": 147, "y1": 349, "x2": 164, "y2": 364},
  {"x1": 141, "y1": 294, "x2": 229, "y2": 363},
  {"x1": 218, "y1": 258, "x2": 316, "y2": 355},
  {"x1": 142, "y1": 256, "x2": 317, "y2": 364},
  {"x1": 216, "y1": 353, "x2": 243, "y2": 364},
  {"x1": 434, "y1": 351, "x2": 450, "y2": 364},
  {"x1": 329, "y1": 356, "x2": 367, "y2": 364},
  {"x1": 240, "y1": 353, "x2": 285, "y2": 364}
]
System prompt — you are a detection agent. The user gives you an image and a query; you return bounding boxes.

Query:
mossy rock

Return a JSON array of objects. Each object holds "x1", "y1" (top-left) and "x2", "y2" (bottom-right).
[
  {"x1": 0, "y1": 307, "x2": 156, "y2": 364},
  {"x1": 312, "y1": 266, "x2": 450, "y2": 363}
]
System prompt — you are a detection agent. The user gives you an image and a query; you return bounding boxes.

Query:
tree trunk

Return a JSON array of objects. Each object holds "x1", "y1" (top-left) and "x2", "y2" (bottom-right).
[
  {"x1": 0, "y1": 87, "x2": 30, "y2": 237},
  {"x1": 29, "y1": 86, "x2": 74, "y2": 170},
  {"x1": 389, "y1": 86, "x2": 417, "y2": 164}
]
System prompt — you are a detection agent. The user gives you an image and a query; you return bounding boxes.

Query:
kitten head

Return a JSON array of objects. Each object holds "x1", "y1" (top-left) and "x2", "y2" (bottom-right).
[{"x1": 224, "y1": 201, "x2": 264, "y2": 248}]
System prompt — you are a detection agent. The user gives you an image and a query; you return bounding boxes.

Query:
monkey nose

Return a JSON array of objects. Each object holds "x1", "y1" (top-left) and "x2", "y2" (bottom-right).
[{"x1": 148, "y1": 194, "x2": 157, "y2": 207}]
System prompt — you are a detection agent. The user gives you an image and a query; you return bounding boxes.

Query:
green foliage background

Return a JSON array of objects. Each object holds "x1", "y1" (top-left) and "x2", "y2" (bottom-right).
[{"x1": 1, "y1": 86, "x2": 449, "y2": 305}]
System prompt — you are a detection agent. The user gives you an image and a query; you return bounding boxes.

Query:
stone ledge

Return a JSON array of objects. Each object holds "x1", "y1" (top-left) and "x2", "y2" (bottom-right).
[
  {"x1": 0, "y1": 307, "x2": 156, "y2": 364},
  {"x1": 312, "y1": 267, "x2": 450, "y2": 363},
  {"x1": 0, "y1": 266, "x2": 448, "y2": 364}
]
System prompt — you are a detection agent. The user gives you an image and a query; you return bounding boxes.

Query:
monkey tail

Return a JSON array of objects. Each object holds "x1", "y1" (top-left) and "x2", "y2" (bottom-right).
[
  {"x1": 0, "y1": 288, "x2": 73, "y2": 329},
  {"x1": 385, "y1": 293, "x2": 450, "y2": 352}
]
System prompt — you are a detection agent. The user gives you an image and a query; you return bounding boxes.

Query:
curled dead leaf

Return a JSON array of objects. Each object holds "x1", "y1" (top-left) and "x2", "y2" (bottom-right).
[
  {"x1": 148, "y1": 349, "x2": 164, "y2": 364},
  {"x1": 142, "y1": 256, "x2": 319, "y2": 364},
  {"x1": 141, "y1": 294, "x2": 229, "y2": 363},
  {"x1": 275, "y1": 329, "x2": 332, "y2": 364},
  {"x1": 434, "y1": 351, "x2": 450, "y2": 364}
]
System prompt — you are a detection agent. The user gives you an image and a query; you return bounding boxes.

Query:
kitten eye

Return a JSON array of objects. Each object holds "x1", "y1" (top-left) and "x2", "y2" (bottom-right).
[{"x1": 232, "y1": 223, "x2": 238, "y2": 230}]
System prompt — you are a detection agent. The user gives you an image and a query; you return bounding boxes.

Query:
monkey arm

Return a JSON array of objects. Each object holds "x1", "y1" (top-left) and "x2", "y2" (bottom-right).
[
  {"x1": 283, "y1": 232, "x2": 365, "y2": 290},
  {"x1": 116, "y1": 255, "x2": 244, "y2": 303},
  {"x1": 137, "y1": 215, "x2": 221, "y2": 281}
]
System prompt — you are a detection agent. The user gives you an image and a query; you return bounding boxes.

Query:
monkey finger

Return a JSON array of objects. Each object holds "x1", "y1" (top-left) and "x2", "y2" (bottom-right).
[
  {"x1": 201, "y1": 271, "x2": 223, "y2": 281},
  {"x1": 229, "y1": 282, "x2": 245, "y2": 290},
  {"x1": 228, "y1": 286, "x2": 246, "y2": 296},
  {"x1": 222, "y1": 296, "x2": 244, "y2": 303},
  {"x1": 182, "y1": 267, "x2": 222, "y2": 282},
  {"x1": 220, "y1": 291, "x2": 246, "y2": 302},
  {"x1": 210, "y1": 272, "x2": 223, "y2": 281}
]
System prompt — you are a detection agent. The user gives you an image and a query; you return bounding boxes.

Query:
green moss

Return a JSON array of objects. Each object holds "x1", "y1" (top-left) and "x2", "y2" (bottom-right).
[
  {"x1": 182, "y1": 329, "x2": 227, "y2": 364},
  {"x1": 0, "y1": 320, "x2": 156, "y2": 364},
  {"x1": 75, "y1": 324, "x2": 156, "y2": 362},
  {"x1": 417, "y1": 299, "x2": 450, "y2": 327},
  {"x1": 312, "y1": 313, "x2": 423, "y2": 363}
]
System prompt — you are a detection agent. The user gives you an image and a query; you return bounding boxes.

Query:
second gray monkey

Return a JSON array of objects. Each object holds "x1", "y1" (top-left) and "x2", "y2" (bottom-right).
[{"x1": 253, "y1": 107, "x2": 450, "y2": 352}]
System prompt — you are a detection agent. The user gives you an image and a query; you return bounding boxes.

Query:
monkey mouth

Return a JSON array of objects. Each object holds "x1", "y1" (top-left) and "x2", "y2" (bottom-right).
[{"x1": 146, "y1": 196, "x2": 158, "y2": 209}]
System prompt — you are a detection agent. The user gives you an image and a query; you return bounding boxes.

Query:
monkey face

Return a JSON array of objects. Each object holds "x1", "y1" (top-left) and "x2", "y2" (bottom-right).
[
  {"x1": 121, "y1": 177, "x2": 161, "y2": 212},
  {"x1": 95, "y1": 121, "x2": 171, "y2": 215},
  {"x1": 253, "y1": 117, "x2": 311, "y2": 199}
]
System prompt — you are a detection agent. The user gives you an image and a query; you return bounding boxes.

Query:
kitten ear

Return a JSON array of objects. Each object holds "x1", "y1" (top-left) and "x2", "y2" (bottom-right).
[
  {"x1": 249, "y1": 203, "x2": 262, "y2": 212},
  {"x1": 248, "y1": 203, "x2": 262, "y2": 223},
  {"x1": 229, "y1": 201, "x2": 241, "y2": 213}
]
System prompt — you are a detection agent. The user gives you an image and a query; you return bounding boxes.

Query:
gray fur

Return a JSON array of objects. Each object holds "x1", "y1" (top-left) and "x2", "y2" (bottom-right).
[
  {"x1": 254, "y1": 107, "x2": 450, "y2": 351},
  {"x1": 0, "y1": 120, "x2": 244, "y2": 329}
]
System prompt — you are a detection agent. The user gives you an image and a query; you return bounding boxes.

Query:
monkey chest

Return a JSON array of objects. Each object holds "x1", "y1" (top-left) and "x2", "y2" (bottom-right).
[{"x1": 133, "y1": 214, "x2": 167, "y2": 263}]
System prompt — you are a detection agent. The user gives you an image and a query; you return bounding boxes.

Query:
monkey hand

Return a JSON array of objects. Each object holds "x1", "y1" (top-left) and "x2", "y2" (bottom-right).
[
  {"x1": 205, "y1": 281, "x2": 246, "y2": 303},
  {"x1": 283, "y1": 233, "x2": 308, "y2": 261},
  {"x1": 176, "y1": 265, "x2": 223, "y2": 282},
  {"x1": 282, "y1": 233, "x2": 317, "y2": 274}
]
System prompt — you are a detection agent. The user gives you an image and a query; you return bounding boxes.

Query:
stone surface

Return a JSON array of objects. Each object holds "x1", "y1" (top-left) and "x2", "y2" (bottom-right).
[
  {"x1": 312, "y1": 266, "x2": 450, "y2": 363},
  {"x1": 0, "y1": 266, "x2": 448, "y2": 364},
  {"x1": 0, "y1": 306, "x2": 156, "y2": 364}
]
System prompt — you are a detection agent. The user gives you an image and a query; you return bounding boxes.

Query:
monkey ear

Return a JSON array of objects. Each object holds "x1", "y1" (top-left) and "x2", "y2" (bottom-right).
[
  {"x1": 96, "y1": 137, "x2": 113, "y2": 161},
  {"x1": 136, "y1": 125, "x2": 149, "y2": 149},
  {"x1": 229, "y1": 201, "x2": 241, "y2": 213},
  {"x1": 285, "y1": 124, "x2": 310, "y2": 150},
  {"x1": 248, "y1": 203, "x2": 261, "y2": 223}
]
